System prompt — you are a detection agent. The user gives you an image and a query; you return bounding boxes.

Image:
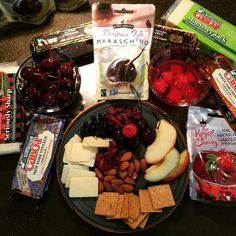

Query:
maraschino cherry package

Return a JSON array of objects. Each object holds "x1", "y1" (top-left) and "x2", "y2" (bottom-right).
[{"x1": 187, "y1": 106, "x2": 236, "y2": 204}]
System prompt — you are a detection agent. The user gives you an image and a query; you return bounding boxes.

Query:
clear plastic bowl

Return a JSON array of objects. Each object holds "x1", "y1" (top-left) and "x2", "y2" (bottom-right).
[
  {"x1": 148, "y1": 47, "x2": 210, "y2": 106},
  {"x1": 16, "y1": 54, "x2": 81, "y2": 113}
]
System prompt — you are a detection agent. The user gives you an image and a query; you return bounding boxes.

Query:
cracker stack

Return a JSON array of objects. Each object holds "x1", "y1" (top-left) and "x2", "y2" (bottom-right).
[{"x1": 94, "y1": 183, "x2": 175, "y2": 230}]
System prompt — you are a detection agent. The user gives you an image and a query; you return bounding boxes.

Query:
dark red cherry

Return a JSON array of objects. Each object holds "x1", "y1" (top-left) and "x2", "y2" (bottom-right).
[
  {"x1": 20, "y1": 66, "x2": 34, "y2": 81},
  {"x1": 60, "y1": 77, "x2": 75, "y2": 88},
  {"x1": 45, "y1": 83, "x2": 58, "y2": 94},
  {"x1": 59, "y1": 62, "x2": 74, "y2": 77},
  {"x1": 33, "y1": 73, "x2": 48, "y2": 86},
  {"x1": 39, "y1": 55, "x2": 60, "y2": 72},
  {"x1": 42, "y1": 92, "x2": 57, "y2": 108},
  {"x1": 26, "y1": 85, "x2": 41, "y2": 106},
  {"x1": 57, "y1": 89, "x2": 71, "y2": 103},
  {"x1": 142, "y1": 128, "x2": 156, "y2": 146}
]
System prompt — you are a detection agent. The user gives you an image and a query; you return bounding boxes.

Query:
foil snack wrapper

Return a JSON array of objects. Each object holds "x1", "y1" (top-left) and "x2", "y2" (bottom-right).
[{"x1": 12, "y1": 114, "x2": 65, "y2": 199}]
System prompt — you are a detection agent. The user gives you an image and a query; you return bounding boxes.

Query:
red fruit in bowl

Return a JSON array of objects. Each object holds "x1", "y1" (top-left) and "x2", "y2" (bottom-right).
[
  {"x1": 175, "y1": 73, "x2": 189, "y2": 88},
  {"x1": 33, "y1": 72, "x2": 48, "y2": 87},
  {"x1": 166, "y1": 87, "x2": 182, "y2": 103},
  {"x1": 185, "y1": 70, "x2": 197, "y2": 84},
  {"x1": 42, "y1": 92, "x2": 57, "y2": 108},
  {"x1": 170, "y1": 64, "x2": 183, "y2": 74},
  {"x1": 153, "y1": 79, "x2": 168, "y2": 94},
  {"x1": 57, "y1": 89, "x2": 71, "y2": 103},
  {"x1": 39, "y1": 55, "x2": 60, "y2": 72},
  {"x1": 20, "y1": 66, "x2": 34, "y2": 81},
  {"x1": 161, "y1": 70, "x2": 175, "y2": 85},
  {"x1": 182, "y1": 85, "x2": 196, "y2": 100},
  {"x1": 59, "y1": 61, "x2": 75, "y2": 77}
]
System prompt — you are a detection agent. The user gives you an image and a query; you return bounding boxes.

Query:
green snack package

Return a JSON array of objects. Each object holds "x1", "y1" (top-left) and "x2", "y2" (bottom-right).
[{"x1": 162, "y1": 0, "x2": 236, "y2": 62}]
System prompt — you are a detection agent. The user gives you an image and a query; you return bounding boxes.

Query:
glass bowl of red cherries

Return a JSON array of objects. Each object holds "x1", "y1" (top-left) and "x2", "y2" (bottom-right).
[
  {"x1": 148, "y1": 47, "x2": 210, "y2": 106},
  {"x1": 16, "y1": 51, "x2": 81, "y2": 113}
]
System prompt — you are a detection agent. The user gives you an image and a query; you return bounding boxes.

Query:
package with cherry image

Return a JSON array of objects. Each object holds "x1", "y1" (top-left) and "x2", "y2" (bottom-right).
[
  {"x1": 92, "y1": 3, "x2": 155, "y2": 100},
  {"x1": 187, "y1": 106, "x2": 236, "y2": 203}
]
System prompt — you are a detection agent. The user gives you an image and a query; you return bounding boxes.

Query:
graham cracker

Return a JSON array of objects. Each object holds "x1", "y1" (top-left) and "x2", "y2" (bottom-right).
[{"x1": 148, "y1": 184, "x2": 175, "y2": 209}]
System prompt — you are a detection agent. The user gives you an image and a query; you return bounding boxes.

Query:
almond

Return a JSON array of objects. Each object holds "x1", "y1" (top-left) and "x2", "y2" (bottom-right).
[
  {"x1": 120, "y1": 184, "x2": 134, "y2": 193},
  {"x1": 98, "y1": 180, "x2": 104, "y2": 193},
  {"x1": 104, "y1": 168, "x2": 117, "y2": 176},
  {"x1": 120, "y1": 151, "x2": 132, "y2": 162},
  {"x1": 127, "y1": 161, "x2": 134, "y2": 177},
  {"x1": 103, "y1": 181, "x2": 112, "y2": 192},
  {"x1": 132, "y1": 171, "x2": 138, "y2": 180},
  {"x1": 111, "y1": 184, "x2": 124, "y2": 194},
  {"x1": 104, "y1": 175, "x2": 116, "y2": 182},
  {"x1": 124, "y1": 176, "x2": 135, "y2": 185},
  {"x1": 111, "y1": 178, "x2": 124, "y2": 186},
  {"x1": 95, "y1": 167, "x2": 103, "y2": 180},
  {"x1": 134, "y1": 159, "x2": 141, "y2": 173},
  {"x1": 119, "y1": 170, "x2": 128, "y2": 179},
  {"x1": 140, "y1": 159, "x2": 147, "y2": 173},
  {"x1": 120, "y1": 161, "x2": 129, "y2": 171}
]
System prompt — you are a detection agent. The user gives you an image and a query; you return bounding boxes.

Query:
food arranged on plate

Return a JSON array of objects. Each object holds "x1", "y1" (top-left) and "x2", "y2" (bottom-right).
[{"x1": 59, "y1": 103, "x2": 189, "y2": 230}]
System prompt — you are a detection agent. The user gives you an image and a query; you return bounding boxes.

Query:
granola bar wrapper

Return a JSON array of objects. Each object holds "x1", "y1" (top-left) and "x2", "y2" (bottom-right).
[{"x1": 12, "y1": 114, "x2": 65, "y2": 199}]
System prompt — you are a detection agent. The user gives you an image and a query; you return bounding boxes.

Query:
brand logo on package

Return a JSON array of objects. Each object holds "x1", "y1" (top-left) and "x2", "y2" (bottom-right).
[
  {"x1": 21, "y1": 131, "x2": 54, "y2": 181},
  {"x1": 194, "y1": 8, "x2": 222, "y2": 30}
]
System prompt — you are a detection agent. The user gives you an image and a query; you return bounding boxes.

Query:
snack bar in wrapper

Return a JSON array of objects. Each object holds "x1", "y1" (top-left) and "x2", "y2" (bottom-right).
[
  {"x1": 0, "y1": 71, "x2": 25, "y2": 156},
  {"x1": 12, "y1": 114, "x2": 65, "y2": 199}
]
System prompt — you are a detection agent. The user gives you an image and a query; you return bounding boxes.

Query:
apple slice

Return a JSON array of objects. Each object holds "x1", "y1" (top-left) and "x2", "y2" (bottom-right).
[
  {"x1": 145, "y1": 119, "x2": 177, "y2": 164},
  {"x1": 144, "y1": 148, "x2": 179, "y2": 182},
  {"x1": 163, "y1": 149, "x2": 190, "y2": 182}
]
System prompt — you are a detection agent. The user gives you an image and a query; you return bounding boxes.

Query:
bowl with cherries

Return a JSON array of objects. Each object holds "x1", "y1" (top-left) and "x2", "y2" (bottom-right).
[
  {"x1": 16, "y1": 50, "x2": 81, "y2": 113},
  {"x1": 148, "y1": 47, "x2": 210, "y2": 106}
]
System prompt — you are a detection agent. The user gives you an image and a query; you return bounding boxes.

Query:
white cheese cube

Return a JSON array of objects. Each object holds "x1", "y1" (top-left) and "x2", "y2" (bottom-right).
[
  {"x1": 61, "y1": 164, "x2": 89, "y2": 184},
  {"x1": 69, "y1": 177, "x2": 98, "y2": 198},
  {"x1": 65, "y1": 169, "x2": 96, "y2": 188},
  {"x1": 70, "y1": 143, "x2": 97, "y2": 162}
]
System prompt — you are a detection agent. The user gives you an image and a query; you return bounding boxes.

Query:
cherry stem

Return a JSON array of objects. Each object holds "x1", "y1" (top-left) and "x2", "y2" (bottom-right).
[{"x1": 130, "y1": 84, "x2": 143, "y2": 117}]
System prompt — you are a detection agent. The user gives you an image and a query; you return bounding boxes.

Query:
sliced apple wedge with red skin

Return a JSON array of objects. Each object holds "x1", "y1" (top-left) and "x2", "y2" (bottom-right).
[
  {"x1": 145, "y1": 119, "x2": 177, "y2": 164},
  {"x1": 144, "y1": 148, "x2": 180, "y2": 182},
  {"x1": 163, "y1": 149, "x2": 190, "y2": 182}
]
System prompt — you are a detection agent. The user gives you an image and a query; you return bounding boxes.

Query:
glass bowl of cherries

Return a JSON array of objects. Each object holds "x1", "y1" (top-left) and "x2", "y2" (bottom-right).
[
  {"x1": 16, "y1": 51, "x2": 81, "y2": 113},
  {"x1": 148, "y1": 46, "x2": 210, "y2": 106}
]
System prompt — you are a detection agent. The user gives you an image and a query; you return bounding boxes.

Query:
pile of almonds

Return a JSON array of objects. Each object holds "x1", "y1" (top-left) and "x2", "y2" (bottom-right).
[{"x1": 95, "y1": 151, "x2": 147, "y2": 194}]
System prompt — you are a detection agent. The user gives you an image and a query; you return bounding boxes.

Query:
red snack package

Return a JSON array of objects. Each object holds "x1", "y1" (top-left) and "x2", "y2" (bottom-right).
[{"x1": 187, "y1": 106, "x2": 236, "y2": 203}]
